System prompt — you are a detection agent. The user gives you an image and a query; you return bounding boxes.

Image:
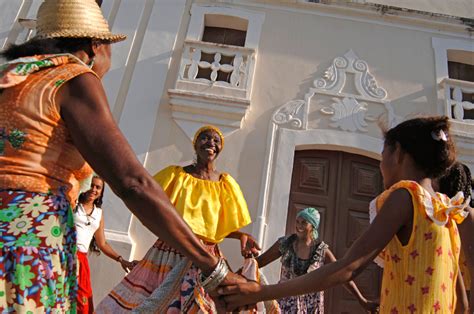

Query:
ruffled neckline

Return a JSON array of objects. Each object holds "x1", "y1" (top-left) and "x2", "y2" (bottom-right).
[
  {"x1": 177, "y1": 166, "x2": 228, "y2": 184},
  {"x1": 376, "y1": 180, "x2": 470, "y2": 226}
]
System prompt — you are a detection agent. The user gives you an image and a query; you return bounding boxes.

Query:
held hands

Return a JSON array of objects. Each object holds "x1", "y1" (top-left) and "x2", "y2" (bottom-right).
[
  {"x1": 239, "y1": 233, "x2": 261, "y2": 258},
  {"x1": 204, "y1": 259, "x2": 259, "y2": 313},
  {"x1": 210, "y1": 271, "x2": 249, "y2": 313},
  {"x1": 216, "y1": 280, "x2": 263, "y2": 312},
  {"x1": 359, "y1": 298, "x2": 380, "y2": 313},
  {"x1": 117, "y1": 256, "x2": 139, "y2": 273}
]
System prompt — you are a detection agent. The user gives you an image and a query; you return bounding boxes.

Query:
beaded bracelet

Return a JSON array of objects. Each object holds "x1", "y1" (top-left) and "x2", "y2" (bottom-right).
[{"x1": 198, "y1": 258, "x2": 229, "y2": 292}]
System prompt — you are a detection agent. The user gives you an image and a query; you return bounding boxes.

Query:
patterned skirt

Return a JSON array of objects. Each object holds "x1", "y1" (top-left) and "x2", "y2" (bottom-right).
[
  {"x1": 0, "y1": 190, "x2": 77, "y2": 313},
  {"x1": 96, "y1": 239, "x2": 220, "y2": 313},
  {"x1": 278, "y1": 267, "x2": 324, "y2": 313}
]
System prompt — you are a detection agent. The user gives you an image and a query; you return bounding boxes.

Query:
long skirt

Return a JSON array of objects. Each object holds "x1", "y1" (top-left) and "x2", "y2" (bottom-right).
[
  {"x1": 77, "y1": 251, "x2": 94, "y2": 314},
  {"x1": 0, "y1": 190, "x2": 77, "y2": 313},
  {"x1": 95, "y1": 239, "x2": 220, "y2": 313}
]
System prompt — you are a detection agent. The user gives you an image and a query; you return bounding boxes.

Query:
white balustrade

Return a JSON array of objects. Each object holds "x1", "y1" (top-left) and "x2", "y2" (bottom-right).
[
  {"x1": 441, "y1": 78, "x2": 474, "y2": 122},
  {"x1": 179, "y1": 39, "x2": 255, "y2": 91},
  {"x1": 168, "y1": 39, "x2": 257, "y2": 140}
]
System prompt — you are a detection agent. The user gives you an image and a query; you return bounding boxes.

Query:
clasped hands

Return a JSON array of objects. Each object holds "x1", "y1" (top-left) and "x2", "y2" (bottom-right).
[
  {"x1": 208, "y1": 232, "x2": 262, "y2": 312},
  {"x1": 211, "y1": 272, "x2": 262, "y2": 312}
]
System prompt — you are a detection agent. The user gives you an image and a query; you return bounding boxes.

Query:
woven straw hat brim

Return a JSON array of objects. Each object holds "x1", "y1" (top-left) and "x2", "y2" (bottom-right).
[
  {"x1": 32, "y1": 0, "x2": 126, "y2": 44},
  {"x1": 34, "y1": 31, "x2": 126, "y2": 44}
]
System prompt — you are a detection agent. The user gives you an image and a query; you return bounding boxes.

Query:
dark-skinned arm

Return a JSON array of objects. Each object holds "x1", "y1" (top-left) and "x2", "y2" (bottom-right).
[
  {"x1": 94, "y1": 215, "x2": 136, "y2": 272},
  {"x1": 456, "y1": 270, "x2": 469, "y2": 313},
  {"x1": 227, "y1": 231, "x2": 261, "y2": 257},
  {"x1": 219, "y1": 189, "x2": 413, "y2": 309},
  {"x1": 255, "y1": 240, "x2": 281, "y2": 268},
  {"x1": 458, "y1": 206, "x2": 474, "y2": 311},
  {"x1": 58, "y1": 73, "x2": 221, "y2": 276},
  {"x1": 324, "y1": 249, "x2": 373, "y2": 310}
]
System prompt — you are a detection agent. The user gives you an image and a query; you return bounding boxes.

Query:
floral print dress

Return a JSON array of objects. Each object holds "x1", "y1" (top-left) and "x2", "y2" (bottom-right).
[
  {"x1": 278, "y1": 235, "x2": 328, "y2": 313},
  {"x1": 0, "y1": 190, "x2": 77, "y2": 313},
  {"x1": 0, "y1": 55, "x2": 95, "y2": 313}
]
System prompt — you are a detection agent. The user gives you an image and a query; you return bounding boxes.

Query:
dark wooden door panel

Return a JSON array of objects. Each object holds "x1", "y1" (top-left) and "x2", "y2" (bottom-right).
[
  {"x1": 287, "y1": 150, "x2": 383, "y2": 314},
  {"x1": 290, "y1": 153, "x2": 338, "y2": 196}
]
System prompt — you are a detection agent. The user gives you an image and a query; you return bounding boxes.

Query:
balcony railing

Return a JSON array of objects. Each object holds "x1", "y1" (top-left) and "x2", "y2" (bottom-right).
[
  {"x1": 440, "y1": 78, "x2": 474, "y2": 122},
  {"x1": 168, "y1": 39, "x2": 257, "y2": 140},
  {"x1": 178, "y1": 40, "x2": 255, "y2": 93}
]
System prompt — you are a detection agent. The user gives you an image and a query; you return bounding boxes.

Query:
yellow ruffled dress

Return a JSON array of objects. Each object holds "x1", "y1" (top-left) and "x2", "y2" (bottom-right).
[
  {"x1": 375, "y1": 181, "x2": 468, "y2": 314},
  {"x1": 96, "y1": 165, "x2": 252, "y2": 313},
  {"x1": 154, "y1": 165, "x2": 251, "y2": 243}
]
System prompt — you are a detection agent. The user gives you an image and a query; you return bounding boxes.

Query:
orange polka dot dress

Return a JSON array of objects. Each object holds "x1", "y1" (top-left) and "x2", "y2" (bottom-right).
[{"x1": 374, "y1": 181, "x2": 467, "y2": 314}]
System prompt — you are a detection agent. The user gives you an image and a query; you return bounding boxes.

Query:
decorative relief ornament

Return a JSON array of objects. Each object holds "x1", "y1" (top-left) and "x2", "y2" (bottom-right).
[
  {"x1": 321, "y1": 97, "x2": 377, "y2": 132},
  {"x1": 272, "y1": 100, "x2": 306, "y2": 129}
]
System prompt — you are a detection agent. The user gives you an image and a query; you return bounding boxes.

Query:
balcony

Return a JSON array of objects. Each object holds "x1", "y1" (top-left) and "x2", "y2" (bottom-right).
[
  {"x1": 168, "y1": 40, "x2": 256, "y2": 139},
  {"x1": 440, "y1": 78, "x2": 474, "y2": 136}
]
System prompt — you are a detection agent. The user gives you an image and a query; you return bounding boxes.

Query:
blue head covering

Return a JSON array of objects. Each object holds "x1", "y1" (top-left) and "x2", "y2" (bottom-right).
[{"x1": 296, "y1": 207, "x2": 320, "y2": 239}]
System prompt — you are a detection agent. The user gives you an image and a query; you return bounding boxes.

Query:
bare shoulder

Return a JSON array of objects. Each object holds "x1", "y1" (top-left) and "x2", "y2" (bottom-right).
[
  {"x1": 379, "y1": 188, "x2": 413, "y2": 215},
  {"x1": 56, "y1": 72, "x2": 106, "y2": 109}
]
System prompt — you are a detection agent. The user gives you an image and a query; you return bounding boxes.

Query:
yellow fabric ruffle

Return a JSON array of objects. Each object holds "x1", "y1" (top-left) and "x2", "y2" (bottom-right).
[
  {"x1": 153, "y1": 166, "x2": 251, "y2": 243},
  {"x1": 375, "y1": 180, "x2": 469, "y2": 226}
]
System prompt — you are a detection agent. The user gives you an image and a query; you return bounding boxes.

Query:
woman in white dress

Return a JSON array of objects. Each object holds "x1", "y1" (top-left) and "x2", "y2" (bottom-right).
[{"x1": 74, "y1": 176, "x2": 136, "y2": 313}]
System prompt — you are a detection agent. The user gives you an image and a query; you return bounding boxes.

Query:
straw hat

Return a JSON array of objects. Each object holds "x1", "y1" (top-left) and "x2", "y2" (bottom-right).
[{"x1": 30, "y1": 0, "x2": 126, "y2": 43}]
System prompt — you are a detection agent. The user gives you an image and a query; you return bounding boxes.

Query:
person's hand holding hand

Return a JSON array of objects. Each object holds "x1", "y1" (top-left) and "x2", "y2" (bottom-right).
[
  {"x1": 119, "y1": 258, "x2": 138, "y2": 273},
  {"x1": 359, "y1": 298, "x2": 379, "y2": 313},
  {"x1": 217, "y1": 281, "x2": 264, "y2": 312},
  {"x1": 239, "y1": 233, "x2": 261, "y2": 258},
  {"x1": 209, "y1": 271, "x2": 248, "y2": 313}
]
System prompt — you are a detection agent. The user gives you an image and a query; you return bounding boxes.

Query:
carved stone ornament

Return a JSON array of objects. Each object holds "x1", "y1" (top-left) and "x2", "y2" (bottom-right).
[
  {"x1": 272, "y1": 100, "x2": 306, "y2": 129},
  {"x1": 321, "y1": 97, "x2": 377, "y2": 132},
  {"x1": 314, "y1": 50, "x2": 387, "y2": 100},
  {"x1": 272, "y1": 50, "x2": 398, "y2": 133}
]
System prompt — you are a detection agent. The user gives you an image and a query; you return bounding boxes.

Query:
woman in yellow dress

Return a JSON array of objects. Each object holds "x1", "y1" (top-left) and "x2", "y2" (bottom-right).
[
  {"x1": 219, "y1": 116, "x2": 472, "y2": 313},
  {"x1": 96, "y1": 125, "x2": 260, "y2": 313}
]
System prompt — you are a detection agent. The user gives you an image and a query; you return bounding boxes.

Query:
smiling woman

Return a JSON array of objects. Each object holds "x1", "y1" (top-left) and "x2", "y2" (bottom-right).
[
  {"x1": 254, "y1": 207, "x2": 378, "y2": 313},
  {"x1": 74, "y1": 176, "x2": 137, "y2": 314},
  {"x1": 96, "y1": 125, "x2": 259, "y2": 313}
]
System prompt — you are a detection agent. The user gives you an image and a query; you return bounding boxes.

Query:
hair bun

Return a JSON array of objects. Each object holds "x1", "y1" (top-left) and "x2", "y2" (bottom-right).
[
  {"x1": 431, "y1": 129, "x2": 448, "y2": 142},
  {"x1": 384, "y1": 115, "x2": 456, "y2": 178}
]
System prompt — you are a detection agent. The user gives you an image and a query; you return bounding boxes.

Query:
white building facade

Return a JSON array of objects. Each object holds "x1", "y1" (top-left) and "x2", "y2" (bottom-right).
[{"x1": 2, "y1": 0, "x2": 473, "y2": 311}]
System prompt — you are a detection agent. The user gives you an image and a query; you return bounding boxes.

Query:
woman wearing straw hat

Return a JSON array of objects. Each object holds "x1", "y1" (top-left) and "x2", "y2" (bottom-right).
[
  {"x1": 0, "y1": 1, "x2": 242, "y2": 313},
  {"x1": 96, "y1": 125, "x2": 261, "y2": 313}
]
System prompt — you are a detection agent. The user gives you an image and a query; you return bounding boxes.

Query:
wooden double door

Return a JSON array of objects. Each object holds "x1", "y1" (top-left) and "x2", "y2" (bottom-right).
[{"x1": 287, "y1": 150, "x2": 383, "y2": 313}]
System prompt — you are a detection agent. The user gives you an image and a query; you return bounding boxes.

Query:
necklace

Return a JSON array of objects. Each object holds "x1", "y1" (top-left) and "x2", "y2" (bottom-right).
[{"x1": 80, "y1": 203, "x2": 95, "y2": 226}]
